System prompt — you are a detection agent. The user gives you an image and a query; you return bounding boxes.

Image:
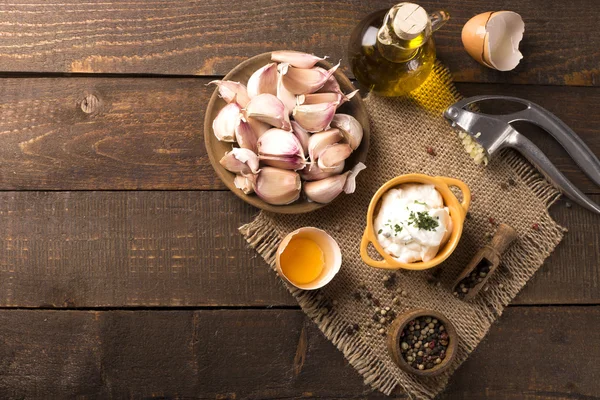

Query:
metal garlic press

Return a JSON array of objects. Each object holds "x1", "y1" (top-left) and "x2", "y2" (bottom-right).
[{"x1": 444, "y1": 95, "x2": 600, "y2": 214}]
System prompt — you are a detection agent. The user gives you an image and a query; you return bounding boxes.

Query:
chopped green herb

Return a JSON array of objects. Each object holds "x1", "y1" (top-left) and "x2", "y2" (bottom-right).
[
  {"x1": 407, "y1": 211, "x2": 439, "y2": 231},
  {"x1": 378, "y1": 229, "x2": 383, "y2": 234},
  {"x1": 414, "y1": 200, "x2": 427, "y2": 206},
  {"x1": 394, "y1": 224, "x2": 402, "y2": 233}
]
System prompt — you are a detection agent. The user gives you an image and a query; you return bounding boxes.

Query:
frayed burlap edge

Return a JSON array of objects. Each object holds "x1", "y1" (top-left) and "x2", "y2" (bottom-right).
[{"x1": 239, "y1": 62, "x2": 566, "y2": 398}]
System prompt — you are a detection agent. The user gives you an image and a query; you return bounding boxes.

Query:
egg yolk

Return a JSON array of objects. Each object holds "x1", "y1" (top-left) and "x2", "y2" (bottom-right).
[{"x1": 280, "y1": 237, "x2": 324, "y2": 284}]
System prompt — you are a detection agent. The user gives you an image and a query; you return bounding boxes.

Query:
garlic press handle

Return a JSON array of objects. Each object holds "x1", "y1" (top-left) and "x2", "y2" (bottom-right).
[
  {"x1": 461, "y1": 95, "x2": 600, "y2": 188},
  {"x1": 510, "y1": 131, "x2": 600, "y2": 214}
]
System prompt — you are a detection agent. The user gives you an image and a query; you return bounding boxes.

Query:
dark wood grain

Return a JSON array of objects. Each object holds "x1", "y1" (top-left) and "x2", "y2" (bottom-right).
[
  {"x1": 0, "y1": 191, "x2": 596, "y2": 308},
  {"x1": 0, "y1": 1, "x2": 597, "y2": 86},
  {"x1": 0, "y1": 307, "x2": 597, "y2": 399},
  {"x1": 0, "y1": 78, "x2": 598, "y2": 192}
]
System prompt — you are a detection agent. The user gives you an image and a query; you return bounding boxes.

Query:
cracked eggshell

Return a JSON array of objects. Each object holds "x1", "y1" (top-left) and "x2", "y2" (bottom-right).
[
  {"x1": 275, "y1": 227, "x2": 342, "y2": 290},
  {"x1": 462, "y1": 11, "x2": 525, "y2": 71}
]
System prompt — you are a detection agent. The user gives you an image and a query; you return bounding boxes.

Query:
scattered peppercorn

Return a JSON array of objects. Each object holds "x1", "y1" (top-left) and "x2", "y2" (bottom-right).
[
  {"x1": 532, "y1": 223, "x2": 540, "y2": 231},
  {"x1": 383, "y1": 273, "x2": 397, "y2": 289},
  {"x1": 508, "y1": 178, "x2": 516, "y2": 186},
  {"x1": 353, "y1": 292, "x2": 362, "y2": 301},
  {"x1": 500, "y1": 182, "x2": 509, "y2": 190},
  {"x1": 466, "y1": 211, "x2": 472, "y2": 220},
  {"x1": 488, "y1": 217, "x2": 496, "y2": 225}
]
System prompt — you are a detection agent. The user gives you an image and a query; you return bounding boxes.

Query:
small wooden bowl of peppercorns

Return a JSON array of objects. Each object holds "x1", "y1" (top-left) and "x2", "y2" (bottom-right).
[{"x1": 387, "y1": 309, "x2": 458, "y2": 377}]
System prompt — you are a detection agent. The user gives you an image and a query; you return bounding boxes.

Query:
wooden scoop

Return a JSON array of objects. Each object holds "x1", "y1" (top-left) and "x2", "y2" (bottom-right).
[{"x1": 452, "y1": 223, "x2": 518, "y2": 301}]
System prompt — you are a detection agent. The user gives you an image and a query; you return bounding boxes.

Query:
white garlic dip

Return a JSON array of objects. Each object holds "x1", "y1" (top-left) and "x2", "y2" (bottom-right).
[{"x1": 374, "y1": 183, "x2": 453, "y2": 263}]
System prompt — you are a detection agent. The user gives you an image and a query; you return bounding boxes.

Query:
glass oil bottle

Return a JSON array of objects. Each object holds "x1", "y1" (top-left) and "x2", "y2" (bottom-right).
[{"x1": 349, "y1": 3, "x2": 449, "y2": 96}]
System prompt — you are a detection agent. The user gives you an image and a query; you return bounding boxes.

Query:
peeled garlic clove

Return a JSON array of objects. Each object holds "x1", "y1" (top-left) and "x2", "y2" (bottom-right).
[
  {"x1": 209, "y1": 80, "x2": 251, "y2": 108},
  {"x1": 246, "y1": 116, "x2": 271, "y2": 138},
  {"x1": 234, "y1": 174, "x2": 256, "y2": 194},
  {"x1": 235, "y1": 118, "x2": 258, "y2": 152},
  {"x1": 259, "y1": 154, "x2": 306, "y2": 170},
  {"x1": 276, "y1": 64, "x2": 297, "y2": 115},
  {"x1": 300, "y1": 161, "x2": 344, "y2": 181},
  {"x1": 330, "y1": 113, "x2": 363, "y2": 150},
  {"x1": 255, "y1": 167, "x2": 301, "y2": 205},
  {"x1": 293, "y1": 102, "x2": 337, "y2": 132},
  {"x1": 257, "y1": 128, "x2": 304, "y2": 160},
  {"x1": 219, "y1": 148, "x2": 260, "y2": 175},
  {"x1": 212, "y1": 102, "x2": 241, "y2": 142},
  {"x1": 281, "y1": 61, "x2": 340, "y2": 95},
  {"x1": 462, "y1": 11, "x2": 524, "y2": 71},
  {"x1": 291, "y1": 121, "x2": 310, "y2": 157},
  {"x1": 304, "y1": 162, "x2": 365, "y2": 203},
  {"x1": 247, "y1": 62, "x2": 278, "y2": 98},
  {"x1": 317, "y1": 143, "x2": 352, "y2": 171},
  {"x1": 271, "y1": 50, "x2": 327, "y2": 69},
  {"x1": 307, "y1": 128, "x2": 342, "y2": 163},
  {"x1": 245, "y1": 94, "x2": 291, "y2": 130}
]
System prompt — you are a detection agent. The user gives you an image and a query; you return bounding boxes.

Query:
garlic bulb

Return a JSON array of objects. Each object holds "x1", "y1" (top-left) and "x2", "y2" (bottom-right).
[
  {"x1": 330, "y1": 113, "x2": 363, "y2": 150},
  {"x1": 276, "y1": 64, "x2": 297, "y2": 114},
  {"x1": 247, "y1": 62, "x2": 278, "y2": 98},
  {"x1": 219, "y1": 148, "x2": 260, "y2": 175},
  {"x1": 257, "y1": 128, "x2": 305, "y2": 161},
  {"x1": 235, "y1": 118, "x2": 258, "y2": 152},
  {"x1": 255, "y1": 167, "x2": 301, "y2": 205},
  {"x1": 300, "y1": 161, "x2": 344, "y2": 181},
  {"x1": 281, "y1": 61, "x2": 340, "y2": 95},
  {"x1": 307, "y1": 128, "x2": 342, "y2": 164},
  {"x1": 291, "y1": 121, "x2": 310, "y2": 157},
  {"x1": 245, "y1": 94, "x2": 291, "y2": 130},
  {"x1": 304, "y1": 162, "x2": 366, "y2": 203},
  {"x1": 209, "y1": 80, "x2": 251, "y2": 108},
  {"x1": 212, "y1": 102, "x2": 241, "y2": 142},
  {"x1": 259, "y1": 154, "x2": 306, "y2": 170},
  {"x1": 292, "y1": 102, "x2": 337, "y2": 132},
  {"x1": 271, "y1": 51, "x2": 327, "y2": 69},
  {"x1": 317, "y1": 143, "x2": 352, "y2": 171},
  {"x1": 234, "y1": 174, "x2": 256, "y2": 194}
]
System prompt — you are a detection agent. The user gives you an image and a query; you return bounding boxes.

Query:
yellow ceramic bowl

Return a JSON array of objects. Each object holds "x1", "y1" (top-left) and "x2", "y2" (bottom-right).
[{"x1": 360, "y1": 174, "x2": 470, "y2": 270}]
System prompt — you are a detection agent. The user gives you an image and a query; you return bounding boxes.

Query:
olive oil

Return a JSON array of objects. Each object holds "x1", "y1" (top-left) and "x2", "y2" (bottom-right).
[{"x1": 349, "y1": 3, "x2": 449, "y2": 97}]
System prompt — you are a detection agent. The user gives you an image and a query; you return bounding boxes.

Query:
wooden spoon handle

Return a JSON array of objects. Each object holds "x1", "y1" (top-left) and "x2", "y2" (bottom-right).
[{"x1": 490, "y1": 223, "x2": 518, "y2": 254}]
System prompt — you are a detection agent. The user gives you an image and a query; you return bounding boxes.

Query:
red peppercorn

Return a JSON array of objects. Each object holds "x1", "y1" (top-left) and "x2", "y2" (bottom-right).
[
  {"x1": 488, "y1": 217, "x2": 496, "y2": 225},
  {"x1": 426, "y1": 147, "x2": 436, "y2": 156},
  {"x1": 429, "y1": 341, "x2": 435, "y2": 349},
  {"x1": 532, "y1": 223, "x2": 540, "y2": 231},
  {"x1": 440, "y1": 332, "x2": 448, "y2": 340}
]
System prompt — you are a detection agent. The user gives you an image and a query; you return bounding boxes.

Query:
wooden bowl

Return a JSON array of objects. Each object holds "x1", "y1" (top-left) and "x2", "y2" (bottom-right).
[
  {"x1": 204, "y1": 52, "x2": 370, "y2": 214},
  {"x1": 387, "y1": 309, "x2": 458, "y2": 377}
]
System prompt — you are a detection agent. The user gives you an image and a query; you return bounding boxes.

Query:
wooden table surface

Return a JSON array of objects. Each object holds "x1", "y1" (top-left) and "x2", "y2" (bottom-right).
[{"x1": 0, "y1": 1, "x2": 598, "y2": 399}]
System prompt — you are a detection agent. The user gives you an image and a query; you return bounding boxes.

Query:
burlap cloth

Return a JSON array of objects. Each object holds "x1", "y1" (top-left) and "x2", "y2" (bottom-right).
[{"x1": 239, "y1": 63, "x2": 566, "y2": 399}]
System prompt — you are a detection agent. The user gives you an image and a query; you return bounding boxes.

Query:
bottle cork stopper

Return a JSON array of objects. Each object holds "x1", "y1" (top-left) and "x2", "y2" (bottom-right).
[{"x1": 392, "y1": 3, "x2": 428, "y2": 40}]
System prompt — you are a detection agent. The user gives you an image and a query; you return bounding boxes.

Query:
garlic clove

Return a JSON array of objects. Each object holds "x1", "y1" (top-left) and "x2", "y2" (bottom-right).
[
  {"x1": 235, "y1": 118, "x2": 258, "y2": 152},
  {"x1": 291, "y1": 121, "x2": 310, "y2": 157},
  {"x1": 219, "y1": 147, "x2": 260, "y2": 175},
  {"x1": 245, "y1": 94, "x2": 291, "y2": 130},
  {"x1": 209, "y1": 80, "x2": 251, "y2": 108},
  {"x1": 292, "y1": 102, "x2": 337, "y2": 132},
  {"x1": 307, "y1": 128, "x2": 343, "y2": 164},
  {"x1": 317, "y1": 143, "x2": 353, "y2": 171},
  {"x1": 330, "y1": 113, "x2": 364, "y2": 150},
  {"x1": 281, "y1": 61, "x2": 340, "y2": 95},
  {"x1": 259, "y1": 154, "x2": 306, "y2": 170},
  {"x1": 297, "y1": 89, "x2": 359, "y2": 108},
  {"x1": 234, "y1": 174, "x2": 256, "y2": 194},
  {"x1": 255, "y1": 167, "x2": 301, "y2": 205},
  {"x1": 257, "y1": 128, "x2": 304, "y2": 159},
  {"x1": 317, "y1": 74, "x2": 342, "y2": 94},
  {"x1": 247, "y1": 62, "x2": 278, "y2": 98},
  {"x1": 212, "y1": 102, "x2": 242, "y2": 142},
  {"x1": 300, "y1": 161, "x2": 344, "y2": 181},
  {"x1": 271, "y1": 50, "x2": 327, "y2": 69},
  {"x1": 276, "y1": 64, "x2": 297, "y2": 115},
  {"x1": 245, "y1": 116, "x2": 271, "y2": 138},
  {"x1": 304, "y1": 162, "x2": 365, "y2": 203}
]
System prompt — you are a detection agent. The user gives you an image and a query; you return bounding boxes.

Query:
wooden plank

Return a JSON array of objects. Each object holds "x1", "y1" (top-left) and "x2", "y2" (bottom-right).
[
  {"x1": 0, "y1": 77, "x2": 598, "y2": 192},
  {"x1": 0, "y1": 1, "x2": 597, "y2": 86},
  {"x1": 0, "y1": 191, "x2": 597, "y2": 307},
  {"x1": 0, "y1": 307, "x2": 597, "y2": 399}
]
